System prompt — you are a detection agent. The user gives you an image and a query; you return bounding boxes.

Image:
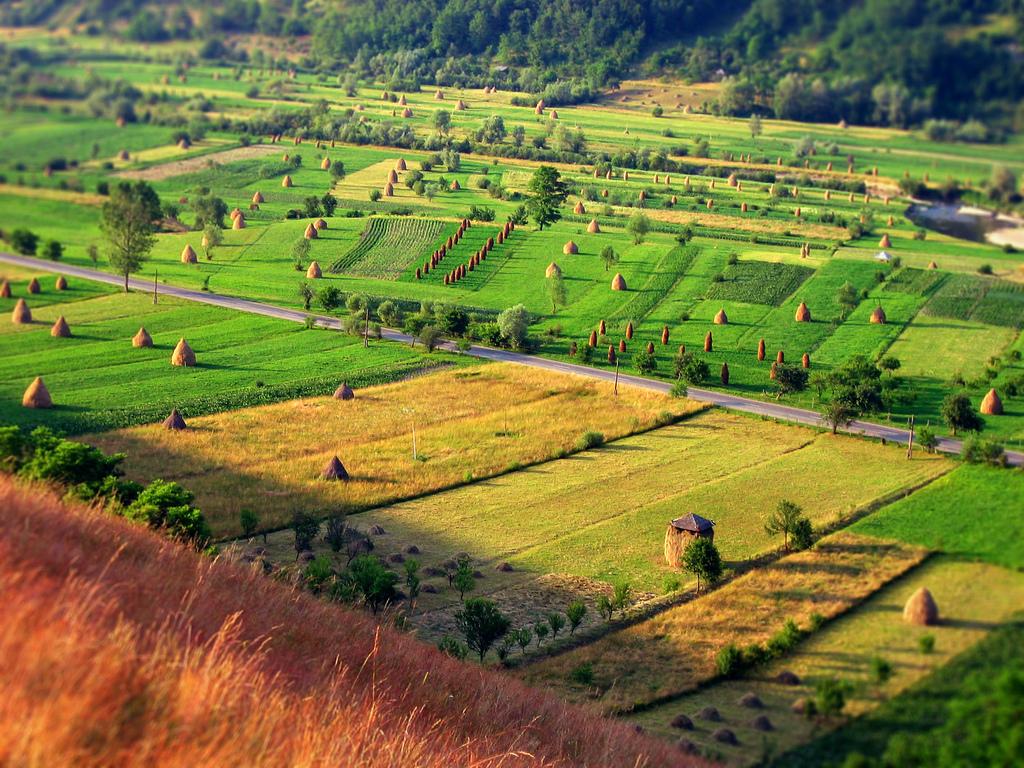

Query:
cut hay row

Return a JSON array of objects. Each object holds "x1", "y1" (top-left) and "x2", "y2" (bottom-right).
[{"x1": 330, "y1": 217, "x2": 450, "y2": 280}]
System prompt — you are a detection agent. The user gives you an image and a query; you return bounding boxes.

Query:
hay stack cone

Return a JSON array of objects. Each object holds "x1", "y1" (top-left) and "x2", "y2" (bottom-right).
[
  {"x1": 398, "y1": 95, "x2": 407, "y2": 106},
  {"x1": 776, "y1": 350, "x2": 785, "y2": 364},
  {"x1": 252, "y1": 191, "x2": 265, "y2": 204},
  {"x1": 795, "y1": 302, "x2": 811, "y2": 322},
  {"x1": 55, "y1": 275, "x2": 68, "y2": 291},
  {"x1": 314, "y1": 218, "x2": 328, "y2": 230},
  {"x1": 619, "y1": 339, "x2": 627, "y2": 353},
  {"x1": 704, "y1": 332, "x2": 713, "y2": 353},
  {"x1": 321, "y1": 157, "x2": 331, "y2": 170},
  {"x1": 721, "y1": 362, "x2": 730, "y2": 385},
  {"x1": 802, "y1": 353, "x2": 810, "y2": 369},
  {"x1": 713, "y1": 309, "x2": 728, "y2": 325},
  {"x1": 22, "y1": 377, "x2": 52, "y2": 409},
  {"x1": 646, "y1": 341, "x2": 654, "y2": 354},
  {"x1": 401, "y1": 108, "x2": 413, "y2": 118},
  {"x1": 171, "y1": 338, "x2": 196, "y2": 367},
  {"x1": 757, "y1": 338, "x2": 766, "y2": 361},
  {"x1": 233, "y1": 215, "x2": 246, "y2": 230},
  {"x1": 661, "y1": 326, "x2": 669, "y2": 345},
  {"x1": 163, "y1": 408, "x2": 187, "y2": 430},
  {"x1": 870, "y1": 306, "x2": 887, "y2": 325},
  {"x1": 306, "y1": 261, "x2": 322, "y2": 279},
  {"x1": 456, "y1": 99, "x2": 467, "y2": 111},
  {"x1": 741, "y1": 202, "x2": 748, "y2": 212},
  {"x1": 450, "y1": 179, "x2": 461, "y2": 191},
  {"x1": 563, "y1": 241, "x2": 579, "y2": 255},
  {"x1": 550, "y1": 109, "x2": 559, "y2": 120},
  {"x1": 282, "y1": 174, "x2": 293, "y2": 188},
  {"x1": 304, "y1": 223, "x2": 318, "y2": 240},
  {"x1": 181, "y1": 244, "x2": 198, "y2": 264},
  {"x1": 927, "y1": 260, "x2": 938, "y2": 270},
  {"x1": 334, "y1": 382, "x2": 355, "y2": 401},
  {"x1": 388, "y1": 169, "x2": 399, "y2": 183},
  {"x1": 588, "y1": 330, "x2": 597, "y2": 347},
  {"x1": 0, "y1": 280, "x2": 9, "y2": 298},
  {"x1": 396, "y1": 158, "x2": 407, "y2": 171},
  {"x1": 231, "y1": 208, "x2": 243, "y2": 221},
  {"x1": 132, "y1": 327, "x2": 153, "y2": 348},
  {"x1": 608, "y1": 345, "x2": 616, "y2": 364},
  {"x1": 980, "y1": 389, "x2": 1004, "y2": 415},
  {"x1": 903, "y1": 587, "x2": 939, "y2": 626},
  {"x1": 545, "y1": 262, "x2": 562, "y2": 278},
  {"x1": 322, "y1": 455, "x2": 350, "y2": 481},
  {"x1": 611, "y1": 273, "x2": 627, "y2": 291},
  {"x1": 535, "y1": 99, "x2": 544, "y2": 115},
  {"x1": 879, "y1": 233, "x2": 892, "y2": 248},
  {"x1": 283, "y1": 153, "x2": 290, "y2": 162},
  {"x1": 50, "y1": 316, "x2": 71, "y2": 338},
  {"x1": 11, "y1": 298, "x2": 30, "y2": 324},
  {"x1": 435, "y1": 89, "x2": 444, "y2": 100},
  {"x1": 574, "y1": 201, "x2": 586, "y2": 214},
  {"x1": 587, "y1": 219, "x2": 600, "y2": 234},
  {"x1": 625, "y1": 321, "x2": 634, "y2": 340},
  {"x1": 28, "y1": 278, "x2": 40, "y2": 294},
  {"x1": 384, "y1": 182, "x2": 394, "y2": 196},
  {"x1": 599, "y1": 320, "x2": 606, "y2": 336}
]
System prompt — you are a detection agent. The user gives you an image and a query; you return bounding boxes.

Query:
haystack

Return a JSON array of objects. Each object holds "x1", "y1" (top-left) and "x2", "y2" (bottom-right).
[
  {"x1": 757, "y1": 338, "x2": 766, "y2": 361},
  {"x1": 282, "y1": 175, "x2": 293, "y2": 188},
  {"x1": 50, "y1": 316, "x2": 71, "y2": 338},
  {"x1": 587, "y1": 219, "x2": 600, "y2": 233},
  {"x1": 456, "y1": 100, "x2": 467, "y2": 111},
  {"x1": 574, "y1": 201, "x2": 586, "y2": 214},
  {"x1": 619, "y1": 339, "x2": 627, "y2": 353},
  {"x1": 282, "y1": 153, "x2": 290, "y2": 162},
  {"x1": 563, "y1": 241, "x2": 579, "y2": 255},
  {"x1": 304, "y1": 223, "x2": 318, "y2": 240},
  {"x1": 599, "y1": 320, "x2": 606, "y2": 335},
  {"x1": 396, "y1": 158, "x2": 407, "y2": 171},
  {"x1": 661, "y1": 326, "x2": 670, "y2": 345},
  {"x1": 535, "y1": 99, "x2": 544, "y2": 115},
  {"x1": 795, "y1": 301, "x2": 811, "y2": 322},
  {"x1": 450, "y1": 179, "x2": 461, "y2": 191},
  {"x1": 22, "y1": 377, "x2": 52, "y2": 409},
  {"x1": 704, "y1": 331, "x2": 713, "y2": 352},
  {"x1": 870, "y1": 306, "x2": 887, "y2": 324},
  {"x1": 879, "y1": 233, "x2": 892, "y2": 248},
  {"x1": 401, "y1": 108, "x2": 413, "y2": 118},
  {"x1": 741, "y1": 202, "x2": 748, "y2": 212},
  {"x1": 233, "y1": 215, "x2": 246, "y2": 230},
  {"x1": 28, "y1": 278, "x2": 40, "y2": 294},
  {"x1": 252, "y1": 191, "x2": 265, "y2": 204},
  {"x1": 384, "y1": 182, "x2": 394, "y2": 196},
  {"x1": 314, "y1": 218, "x2": 328, "y2": 230},
  {"x1": 322, "y1": 455, "x2": 350, "y2": 481},
  {"x1": 625, "y1": 321, "x2": 634, "y2": 340},
  {"x1": 0, "y1": 280, "x2": 9, "y2": 298},
  {"x1": 321, "y1": 157, "x2": 331, "y2": 170},
  {"x1": 611, "y1": 273, "x2": 627, "y2": 291},
  {"x1": 706, "y1": 199, "x2": 713, "y2": 210},
  {"x1": 55, "y1": 275, "x2": 68, "y2": 291},
  {"x1": 334, "y1": 382, "x2": 355, "y2": 400},
  {"x1": 398, "y1": 95, "x2": 407, "y2": 106},
  {"x1": 721, "y1": 362, "x2": 730, "y2": 385},
  {"x1": 171, "y1": 338, "x2": 196, "y2": 367},
  {"x1": 177, "y1": 138, "x2": 191, "y2": 150},
  {"x1": 980, "y1": 388, "x2": 1003, "y2": 415},
  {"x1": 713, "y1": 309, "x2": 728, "y2": 325},
  {"x1": 11, "y1": 298, "x2": 31, "y2": 324},
  {"x1": 434, "y1": 89, "x2": 444, "y2": 100},
  {"x1": 163, "y1": 409, "x2": 187, "y2": 430},
  {"x1": 927, "y1": 260, "x2": 938, "y2": 269},
  {"x1": 132, "y1": 327, "x2": 153, "y2": 348},
  {"x1": 608, "y1": 345, "x2": 616, "y2": 364},
  {"x1": 588, "y1": 330, "x2": 598, "y2": 347},
  {"x1": 776, "y1": 349, "x2": 785, "y2": 364},
  {"x1": 231, "y1": 207, "x2": 243, "y2": 221},
  {"x1": 118, "y1": 149, "x2": 130, "y2": 161},
  {"x1": 306, "y1": 261, "x2": 322, "y2": 279},
  {"x1": 387, "y1": 168, "x2": 399, "y2": 183},
  {"x1": 903, "y1": 587, "x2": 939, "y2": 626},
  {"x1": 802, "y1": 353, "x2": 810, "y2": 369},
  {"x1": 545, "y1": 262, "x2": 562, "y2": 278},
  {"x1": 181, "y1": 244, "x2": 198, "y2": 264}
]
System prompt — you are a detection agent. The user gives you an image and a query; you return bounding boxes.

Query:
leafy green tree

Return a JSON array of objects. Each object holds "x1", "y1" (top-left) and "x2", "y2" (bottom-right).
[
  {"x1": 497, "y1": 304, "x2": 531, "y2": 350},
  {"x1": 348, "y1": 554, "x2": 398, "y2": 614},
  {"x1": 297, "y1": 282, "x2": 314, "y2": 311},
  {"x1": 750, "y1": 113, "x2": 763, "y2": 139},
  {"x1": 476, "y1": 114, "x2": 506, "y2": 144},
  {"x1": 600, "y1": 245, "x2": 619, "y2": 272},
  {"x1": 682, "y1": 536, "x2": 723, "y2": 593},
  {"x1": 633, "y1": 348, "x2": 656, "y2": 375},
  {"x1": 453, "y1": 555, "x2": 475, "y2": 600},
  {"x1": 455, "y1": 598, "x2": 511, "y2": 663},
  {"x1": 547, "y1": 611, "x2": 566, "y2": 639},
  {"x1": 437, "y1": 635, "x2": 469, "y2": 660},
  {"x1": 546, "y1": 272, "x2": 567, "y2": 313},
  {"x1": 292, "y1": 238, "x2": 311, "y2": 270},
  {"x1": 202, "y1": 223, "x2": 222, "y2": 260},
  {"x1": 566, "y1": 600, "x2": 587, "y2": 634},
  {"x1": 822, "y1": 399, "x2": 855, "y2": 434},
  {"x1": 323, "y1": 513, "x2": 348, "y2": 553},
  {"x1": 516, "y1": 626, "x2": 533, "y2": 653},
  {"x1": 773, "y1": 363, "x2": 809, "y2": 398},
  {"x1": 329, "y1": 162, "x2": 346, "y2": 182},
  {"x1": 316, "y1": 285, "x2": 343, "y2": 311},
  {"x1": 596, "y1": 595, "x2": 614, "y2": 621},
  {"x1": 764, "y1": 500, "x2": 806, "y2": 552},
  {"x1": 941, "y1": 393, "x2": 983, "y2": 436},
  {"x1": 837, "y1": 281, "x2": 860, "y2": 315},
  {"x1": 42, "y1": 240, "x2": 63, "y2": 261},
  {"x1": 191, "y1": 194, "x2": 227, "y2": 230},
  {"x1": 525, "y1": 166, "x2": 568, "y2": 230},
  {"x1": 240, "y1": 508, "x2": 259, "y2": 538},
  {"x1": 612, "y1": 582, "x2": 632, "y2": 618},
  {"x1": 290, "y1": 510, "x2": 320, "y2": 555},
  {"x1": 916, "y1": 426, "x2": 938, "y2": 453},
  {"x1": 102, "y1": 181, "x2": 160, "y2": 291},
  {"x1": 627, "y1": 211, "x2": 651, "y2": 244},
  {"x1": 533, "y1": 621, "x2": 549, "y2": 646},
  {"x1": 433, "y1": 109, "x2": 452, "y2": 135},
  {"x1": 404, "y1": 558, "x2": 421, "y2": 602},
  {"x1": 674, "y1": 350, "x2": 709, "y2": 385}
]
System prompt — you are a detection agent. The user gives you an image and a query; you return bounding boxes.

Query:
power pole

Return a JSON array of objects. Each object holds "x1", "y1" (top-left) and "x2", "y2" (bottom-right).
[
  {"x1": 613, "y1": 358, "x2": 620, "y2": 396},
  {"x1": 906, "y1": 414, "x2": 915, "y2": 459},
  {"x1": 363, "y1": 305, "x2": 369, "y2": 348},
  {"x1": 153, "y1": 270, "x2": 158, "y2": 304}
]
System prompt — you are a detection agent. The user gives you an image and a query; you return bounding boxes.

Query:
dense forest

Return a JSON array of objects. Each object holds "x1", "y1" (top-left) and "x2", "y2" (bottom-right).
[{"x1": 2, "y1": 0, "x2": 1022, "y2": 130}]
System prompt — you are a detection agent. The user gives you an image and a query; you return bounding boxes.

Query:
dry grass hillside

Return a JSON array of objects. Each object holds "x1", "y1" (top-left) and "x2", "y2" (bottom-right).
[{"x1": 0, "y1": 475, "x2": 706, "y2": 768}]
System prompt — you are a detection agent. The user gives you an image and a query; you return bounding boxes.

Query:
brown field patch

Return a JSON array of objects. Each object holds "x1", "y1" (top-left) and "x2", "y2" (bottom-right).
[{"x1": 116, "y1": 143, "x2": 279, "y2": 181}]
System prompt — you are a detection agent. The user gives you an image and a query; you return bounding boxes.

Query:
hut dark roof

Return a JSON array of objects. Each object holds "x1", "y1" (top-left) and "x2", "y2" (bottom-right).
[{"x1": 670, "y1": 513, "x2": 715, "y2": 533}]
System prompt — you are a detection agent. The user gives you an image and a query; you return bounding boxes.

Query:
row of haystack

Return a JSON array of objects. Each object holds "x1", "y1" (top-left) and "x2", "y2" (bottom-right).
[
  {"x1": 418, "y1": 219, "x2": 474, "y2": 280},
  {"x1": 3, "y1": 274, "x2": 67, "y2": 300}
]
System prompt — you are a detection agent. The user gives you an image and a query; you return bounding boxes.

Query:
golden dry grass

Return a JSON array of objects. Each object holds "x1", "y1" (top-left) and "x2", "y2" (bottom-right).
[
  {"x1": 643, "y1": 206, "x2": 845, "y2": 240},
  {"x1": 520, "y1": 532, "x2": 929, "y2": 714},
  {"x1": 0, "y1": 474, "x2": 704, "y2": 768},
  {"x1": 87, "y1": 364, "x2": 702, "y2": 536}
]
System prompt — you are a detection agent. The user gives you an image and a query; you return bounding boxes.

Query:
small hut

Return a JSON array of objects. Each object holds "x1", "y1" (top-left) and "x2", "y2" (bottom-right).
[
  {"x1": 713, "y1": 309, "x2": 728, "y2": 325},
  {"x1": 980, "y1": 388, "x2": 1003, "y2": 415},
  {"x1": 132, "y1": 327, "x2": 153, "y2": 348},
  {"x1": 322, "y1": 455, "x2": 350, "y2": 481},
  {"x1": 171, "y1": 338, "x2": 196, "y2": 367},
  {"x1": 563, "y1": 241, "x2": 579, "y2": 255},
  {"x1": 334, "y1": 382, "x2": 355, "y2": 401},
  {"x1": 545, "y1": 262, "x2": 562, "y2": 278},
  {"x1": 22, "y1": 377, "x2": 52, "y2": 409},
  {"x1": 903, "y1": 587, "x2": 939, "y2": 626},
  {"x1": 611, "y1": 273, "x2": 627, "y2": 291},
  {"x1": 55, "y1": 275, "x2": 68, "y2": 291},
  {"x1": 664, "y1": 513, "x2": 716, "y2": 566},
  {"x1": 11, "y1": 299, "x2": 31, "y2": 324},
  {"x1": 50, "y1": 316, "x2": 71, "y2": 338},
  {"x1": 181, "y1": 244, "x2": 198, "y2": 264},
  {"x1": 795, "y1": 302, "x2": 811, "y2": 322},
  {"x1": 306, "y1": 261, "x2": 322, "y2": 279},
  {"x1": 587, "y1": 219, "x2": 601, "y2": 234},
  {"x1": 163, "y1": 409, "x2": 187, "y2": 430}
]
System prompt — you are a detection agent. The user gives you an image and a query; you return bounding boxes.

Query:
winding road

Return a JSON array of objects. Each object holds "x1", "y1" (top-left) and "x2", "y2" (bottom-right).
[{"x1": 3, "y1": 252, "x2": 1019, "y2": 466}]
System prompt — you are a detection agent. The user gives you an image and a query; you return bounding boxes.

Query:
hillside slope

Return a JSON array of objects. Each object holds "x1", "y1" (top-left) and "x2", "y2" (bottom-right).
[{"x1": 0, "y1": 475, "x2": 702, "y2": 768}]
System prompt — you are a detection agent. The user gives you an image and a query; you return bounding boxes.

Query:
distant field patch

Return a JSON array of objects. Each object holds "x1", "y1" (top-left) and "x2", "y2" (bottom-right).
[
  {"x1": 330, "y1": 216, "x2": 453, "y2": 279},
  {"x1": 882, "y1": 266, "x2": 945, "y2": 295},
  {"x1": 705, "y1": 260, "x2": 813, "y2": 306},
  {"x1": 887, "y1": 314, "x2": 1016, "y2": 381},
  {"x1": 922, "y1": 273, "x2": 1024, "y2": 328}
]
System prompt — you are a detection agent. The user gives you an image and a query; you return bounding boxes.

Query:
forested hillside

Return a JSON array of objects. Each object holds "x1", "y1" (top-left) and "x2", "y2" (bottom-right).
[{"x1": 3, "y1": 0, "x2": 1022, "y2": 129}]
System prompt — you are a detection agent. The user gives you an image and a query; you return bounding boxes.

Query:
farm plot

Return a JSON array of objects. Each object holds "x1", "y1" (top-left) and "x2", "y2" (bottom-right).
[
  {"x1": 704, "y1": 260, "x2": 814, "y2": 306},
  {"x1": 87, "y1": 364, "x2": 697, "y2": 537},
  {"x1": 521, "y1": 532, "x2": 930, "y2": 714},
  {"x1": 329, "y1": 217, "x2": 454, "y2": 279},
  {"x1": 631, "y1": 557, "x2": 1024, "y2": 766},
  {"x1": 922, "y1": 273, "x2": 1024, "y2": 328}
]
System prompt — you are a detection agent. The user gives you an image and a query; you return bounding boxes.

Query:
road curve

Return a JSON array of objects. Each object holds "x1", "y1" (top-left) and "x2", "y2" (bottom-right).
[{"x1": 2, "y1": 252, "x2": 1019, "y2": 466}]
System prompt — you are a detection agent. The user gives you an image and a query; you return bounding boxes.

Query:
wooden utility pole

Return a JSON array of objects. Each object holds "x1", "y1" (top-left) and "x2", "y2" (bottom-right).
[
  {"x1": 153, "y1": 270, "x2": 158, "y2": 304},
  {"x1": 613, "y1": 358, "x2": 620, "y2": 396},
  {"x1": 363, "y1": 305, "x2": 369, "y2": 348},
  {"x1": 906, "y1": 414, "x2": 915, "y2": 459}
]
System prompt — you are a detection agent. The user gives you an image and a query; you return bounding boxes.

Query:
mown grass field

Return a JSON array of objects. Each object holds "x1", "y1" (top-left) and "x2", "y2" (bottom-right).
[
  {"x1": 521, "y1": 532, "x2": 930, "y2": 714},
  {"x1": 630, "y1": 557, "x2": 1024, "y2": 765},
  {"x1": 0, "y1": 272, "x2": 435, "y2": 433},
  {"x1": 87, "y1": 364, "x2": 701, "y2": 537}
]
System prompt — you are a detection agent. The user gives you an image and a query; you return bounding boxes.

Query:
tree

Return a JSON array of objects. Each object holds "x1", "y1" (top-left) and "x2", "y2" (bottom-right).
[
  {"x1": 404, "y1": 558, "x2": 421, "y2": 603},
  {"x1": 764, "y1": 500, "x2": 806, "y2": 552},
  {"x1": 452, "y1": 555, "x2": 475, "y2": 600},
  {"x1": 191, "y1": 194, "x2": 228, "y2": 230},
  {"x1": 329, "y1": 162, "x2": 346, "y2": 182},
  {"x1": 547, "y1": 611, "x2": 565, "y2": 639},
  {"x1": 433, "y1": 109, "x2": 452, "y2": 136},
  {"x1": 290, "y1": 510, "x2": 320, "y2": 556},
  {"x1": 41, "y1": 240, "x2": 63, "y2": 261},
  {"x1": 533, "y1": 621, "x2": 549, "y2": 646},
  {"x1": 837, "y1": 281, "x2": 859, "y2": 315},
  {"x1": 681, "y1": 536, "x2": 722, "y2": 593},
  {"x1": 596, "y1": 595, "x2": 614, "y2": 621},
  {"x1": 455, "y1": 598, "x2": 511, "y2": 663},
  {"x1": 773, "y1": 363, "x2": 809, "y2": 398},
  {"x1": 348, "y1": 554, "x2": 398, "y2": 614},
  {"x1": 627, "y1": 211, "x2": 651, "y2": 244},
  {"x1": 202, "y1": 223, "x2": 222, "y2": 260},
  {"x1": 239, "y1": 508, "x2": 259, "y2": 538},
  {"x1": 600, "y1": 245, "x2": 619, "y2": 272},
  {"x1": 323, "y1": 513, "x2": 348, "y2": 552},
  {"x1": 822, "y1": 399, "x2": 854, "y2": 434},
  {"x1": 316, "y1": 285, "x2": 343, "y2": 311},
  {"x1": 941, "y1": 393, "x2": 983, "y2": 436},
  {"x1": 476, "y1": 114, "x2": 506, "y2": 144},
  {"x1": 674, "y1": 350, "x2": 709, "y2": 385},
  {"x1": 525, "y1": 166, "x2": 568, "y2": 230},
  {"x1": 566, "y1": 600, "x2": 587, "y2": 634},
  {"x1": 497, "y1": 304, "x2": 530, "y2": 350},
  {"x1": 633, "y1": 348, "x2": 656, "y2": 375},
  {"x1": 377, "y1": 299, "x2": 400, "y2": 327},
  {"x1": 612, "y1": 582, "x2": 631, "y2": 618},
  {"x1": 418, "y1": 325, "x2": 442, "y2": 352},
  {"x1": 515, "y1": 626, "x2": 533, "y2": 653},
  {"x1": 546, "y1": 272, "x2": 566, "y2": 313},
  {"x1": 292, "y1": 238, "x2": 311, "y2": 269},
  {"x1": 750, "y1": 113, "x2": 763, "y2": 139},
  {"x1": 297, "y1": 282, "x2": 314, "y2": 311},
  {"x1": 102, "y1": 181, "x2": 159, "y2": 291}
]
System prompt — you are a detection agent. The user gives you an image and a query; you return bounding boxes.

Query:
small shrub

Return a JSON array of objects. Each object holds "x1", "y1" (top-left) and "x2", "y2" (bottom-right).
[
  {"x1": 870, "y1": 656, "x2": 893, "y2": 685},
  {"x1": 437, "y1": 635, "x2": 468, "y2": 660},
  {"x1": 918, "y1": 634, "x2": 936, "y2": 654},
  {"x1": 569, "y1": 662, "x2": 594, "y2": 685},
  {"x1": 575, "y1": 431, "x2": 604, "y2": 451},
  {"x1": 716, "y1": 643, "x2": 744, "y2": 676},
  {"x1": 977, "y1": 263, "x2": 993, "y2": 275}
]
